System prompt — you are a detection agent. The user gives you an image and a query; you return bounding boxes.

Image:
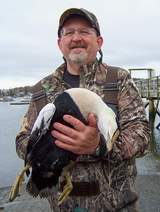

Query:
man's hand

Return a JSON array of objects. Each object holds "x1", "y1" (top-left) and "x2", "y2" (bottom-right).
[{"x1": 51, "y1": 113, "x2": 100, "y2": 155}]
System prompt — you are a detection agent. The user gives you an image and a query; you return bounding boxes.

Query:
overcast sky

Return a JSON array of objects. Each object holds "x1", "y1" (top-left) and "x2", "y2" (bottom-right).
[{"x1": 0, "y1": 0, "x2": 160, "y2": 89}]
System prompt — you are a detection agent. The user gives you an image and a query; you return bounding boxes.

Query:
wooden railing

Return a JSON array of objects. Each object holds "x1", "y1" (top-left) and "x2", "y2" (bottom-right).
[
  {"x1": 134, "y1": 76, "x2": 160, "y2": 99},
  {"x1": 128, "y1": 68, "x2": 160, "y2": 99}
]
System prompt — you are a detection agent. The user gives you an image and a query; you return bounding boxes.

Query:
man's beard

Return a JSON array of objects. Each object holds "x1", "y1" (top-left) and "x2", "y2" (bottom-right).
[
  {"x1": 68, "y1": 51, "x2": 88, "y2": 65},
  {"x1": 68, "y1": 42, "x2": 88, "y2": 65}
]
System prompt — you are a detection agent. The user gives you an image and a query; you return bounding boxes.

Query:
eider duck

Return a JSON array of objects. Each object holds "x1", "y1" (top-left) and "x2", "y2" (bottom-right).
[{"x1": 9, "y1": 88, "x2": 119, "y2": 205}]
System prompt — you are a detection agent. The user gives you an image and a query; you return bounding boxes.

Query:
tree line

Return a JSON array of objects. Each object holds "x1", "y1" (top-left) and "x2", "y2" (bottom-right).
[{"x1": 0, "y1": 86, "x2": 32, "y2": 97}]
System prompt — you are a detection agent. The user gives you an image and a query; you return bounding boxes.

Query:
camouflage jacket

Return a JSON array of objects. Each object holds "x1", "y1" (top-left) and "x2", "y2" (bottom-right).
[{"x1": 16, "y1": 60, "x2": 150, "y2": 211}]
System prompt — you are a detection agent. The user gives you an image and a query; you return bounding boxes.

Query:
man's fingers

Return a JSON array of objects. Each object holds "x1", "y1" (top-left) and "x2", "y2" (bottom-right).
[
  {"x1": 55, "y1": 140, "x2": 75, "y2": 152},
  {"x1": 53, "y1": 122, "x2": 76, "y2": 138},
  {"x1": 63, "y1": 115, "x2": 85, "y2": 131},
  {"x1": 52, "y1": 130, "x2": 74, "y2": 145}
]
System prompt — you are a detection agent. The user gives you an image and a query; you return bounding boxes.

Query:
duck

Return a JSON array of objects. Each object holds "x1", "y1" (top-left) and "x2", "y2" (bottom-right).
[{"x1": 9, "y1": 88, "x2": 119, "y2": 205}]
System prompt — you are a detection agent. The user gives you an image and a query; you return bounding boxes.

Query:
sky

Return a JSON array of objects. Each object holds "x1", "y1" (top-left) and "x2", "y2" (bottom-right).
[{"x1": 0, "y1": 0, "x2": 160, "y2": 89}]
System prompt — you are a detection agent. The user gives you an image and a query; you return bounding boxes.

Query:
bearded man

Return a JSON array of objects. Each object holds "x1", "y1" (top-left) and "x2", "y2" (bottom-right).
[{"x1": 16, "y1": 8, "x2": 150, "y2": 212}]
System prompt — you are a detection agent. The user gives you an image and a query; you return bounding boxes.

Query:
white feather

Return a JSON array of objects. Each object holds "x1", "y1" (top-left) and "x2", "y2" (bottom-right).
[
  {"x1": 31, "y1": 103, "x2": 56, "y2": 134},
  {"x1": 65, "y1": 88, "x2": 117, "y2": 151}
]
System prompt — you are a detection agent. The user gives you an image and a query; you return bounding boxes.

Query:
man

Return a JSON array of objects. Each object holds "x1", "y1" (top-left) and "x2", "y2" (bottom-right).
[{"x1": 16, "y1": 8, "x2": 150, "y2": 212}]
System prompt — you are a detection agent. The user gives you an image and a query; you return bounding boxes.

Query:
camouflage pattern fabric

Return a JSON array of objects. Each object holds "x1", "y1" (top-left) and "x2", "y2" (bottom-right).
[{"x1": 16, "y1": 60, "x2": 150, "y2": 211}]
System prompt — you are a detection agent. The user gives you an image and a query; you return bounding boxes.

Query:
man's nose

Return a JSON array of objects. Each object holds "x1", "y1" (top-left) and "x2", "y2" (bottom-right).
[{"x1": 71, "y1": 31, "x2": 82, "y2": 41}]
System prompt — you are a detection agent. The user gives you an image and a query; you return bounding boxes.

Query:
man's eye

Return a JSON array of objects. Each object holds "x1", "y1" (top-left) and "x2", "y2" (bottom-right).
[
  {"x1": 65, "y1": 31, "x2": 73, "y2": 36},
  {"x1": 80, "y1": 30, "x2": 90, "y2": 35}
]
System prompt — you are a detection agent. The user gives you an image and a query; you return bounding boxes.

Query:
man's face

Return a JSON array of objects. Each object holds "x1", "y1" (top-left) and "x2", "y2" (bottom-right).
[{"x1": 58, "y1": 17, "x2": 103, "y2": 65}]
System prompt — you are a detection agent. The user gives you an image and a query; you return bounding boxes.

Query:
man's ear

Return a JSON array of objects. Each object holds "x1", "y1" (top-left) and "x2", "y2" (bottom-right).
[
  {"x1": 97, "y1": 36, "x2": 103, "y2": 50},
  {"x1": 57, "y1": 38, "x2": 62, "y2": 50}
]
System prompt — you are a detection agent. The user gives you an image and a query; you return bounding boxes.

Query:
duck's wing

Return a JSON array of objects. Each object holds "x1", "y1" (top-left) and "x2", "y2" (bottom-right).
[{"x1": 25, "y1": 103, "x2": 56, "y2": 164}]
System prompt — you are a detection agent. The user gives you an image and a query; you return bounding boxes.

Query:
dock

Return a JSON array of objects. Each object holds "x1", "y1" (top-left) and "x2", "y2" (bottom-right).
[
  {"x1": 130, "y1": 68, "x2": 160, "y2": 131},
  {"x1": 1, "y1": 154, "x2": 160, "y2": 212},
  {"x1": 10, "y1": 102, "x2": 30, "y2": 105},
  {"x1": 0, "y1": 174, "x2": 160, "y2": 212}
]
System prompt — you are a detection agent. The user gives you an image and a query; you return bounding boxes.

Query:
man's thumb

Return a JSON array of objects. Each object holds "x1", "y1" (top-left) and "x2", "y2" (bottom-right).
[{"x1": 88, "y1": 113, "x2": 97, "y2": 127}]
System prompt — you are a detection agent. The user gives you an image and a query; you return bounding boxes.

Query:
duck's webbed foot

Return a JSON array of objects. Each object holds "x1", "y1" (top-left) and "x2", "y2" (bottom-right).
[
  {"x1": 58, "y1": 161, "x2": 75, "y2": 205},
  {"x1": 8, "y1": 164, "x2": 31, "y2": 202}
]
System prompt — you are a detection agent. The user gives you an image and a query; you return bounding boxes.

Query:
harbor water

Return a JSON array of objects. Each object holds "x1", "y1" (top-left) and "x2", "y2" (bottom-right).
[{"x1": 0, "y1": 102, "x2": 28, "y2": 188}]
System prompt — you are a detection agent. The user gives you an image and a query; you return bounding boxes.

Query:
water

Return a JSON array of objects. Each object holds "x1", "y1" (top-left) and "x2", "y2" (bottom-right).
[
  {"x1": 0, "y1": 101, "x2": 160, "y2": 188},
  {"x1": 0, "y1": 102, "x2": 28, "y2": 188}
]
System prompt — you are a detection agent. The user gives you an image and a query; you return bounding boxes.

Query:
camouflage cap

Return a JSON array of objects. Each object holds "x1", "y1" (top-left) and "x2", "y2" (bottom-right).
[{"x1": 58, "y1": 8, "x2": 101, "y2": 37}]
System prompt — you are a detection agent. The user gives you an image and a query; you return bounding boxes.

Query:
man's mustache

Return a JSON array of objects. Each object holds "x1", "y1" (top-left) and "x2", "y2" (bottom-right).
[{"x1": 69, "y1": 43, "x2": 87, "y2": 49}]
